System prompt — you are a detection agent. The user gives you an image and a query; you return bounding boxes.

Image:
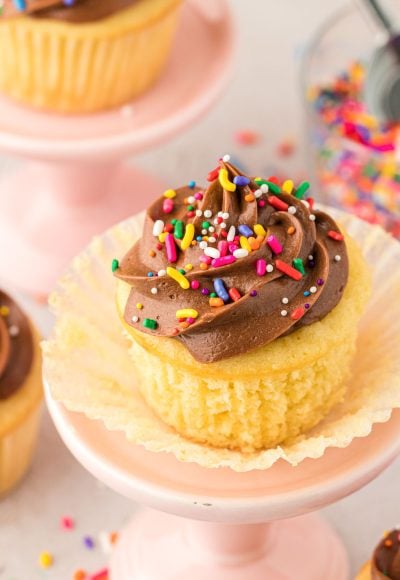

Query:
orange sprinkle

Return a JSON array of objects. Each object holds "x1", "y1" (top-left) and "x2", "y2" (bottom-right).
[
  {"x1": 73, "y1": 570, "x2": 87, "y2": 580},
  {"x1": 191, "y1": 240, "x2": 197, "y2": 246},
  {"x1": 384, "y1": 539, "x2": 393, "y2": 548},
  {"x1": 110, "y1": 532, "x2": 119, "y2": 545},
  {"x1": 248, "y1": 237, "x2": 260, "y2": 251},
  {"x1": 245, "y1": 193, "x2": 255, "y2": 202},
  {"x1": 209, "y1": 297, "x2": 224, "y2": 307},
  {"x1": 149, "y1": 250, "x2": 156, "y2": 257},
  {"x1": 287, "y1": 226, "x2": 296, "y2": 235},
  {"x1": 256, "y1": 235, "x2": 265, "y2": 244},
  {"x1": 200, "y1": 263, "x2": 209, "y2": 270},
  {"x1": 180, "y1": 321, "x2": 190, "y2": 329}
]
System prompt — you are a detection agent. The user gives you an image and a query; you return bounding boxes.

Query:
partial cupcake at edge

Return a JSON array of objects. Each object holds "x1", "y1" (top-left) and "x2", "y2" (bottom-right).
[
  {"x1": 114, "y1": 156, "x2": 371, "y2": 453},
  {"x1": 357, "y1": 528, "x2": 400, "y2": 579},
  {"x1": 0, "y1": 0, "x2": 183, "y2": 113},
  {"x1": 0, "y1": 289, "x2": 43, "y2": 495}
]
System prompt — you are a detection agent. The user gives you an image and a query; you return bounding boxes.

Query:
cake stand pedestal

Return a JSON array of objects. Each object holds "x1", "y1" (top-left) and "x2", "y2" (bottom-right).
[
  {"x1": 45, "y1": 381, "x2": 400, "y2": 580},
  {"x1": 0, "y1": 0, "x2": 234, "y2": 296}
]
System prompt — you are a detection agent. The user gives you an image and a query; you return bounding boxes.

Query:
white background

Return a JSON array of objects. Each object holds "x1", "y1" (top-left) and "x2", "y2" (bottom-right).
[{"x1": 2, "y1": 0, "x2": 400, "y2": 578}]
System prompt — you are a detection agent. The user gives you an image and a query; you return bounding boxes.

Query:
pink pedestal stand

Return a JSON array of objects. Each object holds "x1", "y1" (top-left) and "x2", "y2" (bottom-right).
[
  {"x1": 0, "y1": 0, "x2": 234, "y2": 296},
  {"x1": 45, "y1": 381, "x2": 400, "y2": 580}
]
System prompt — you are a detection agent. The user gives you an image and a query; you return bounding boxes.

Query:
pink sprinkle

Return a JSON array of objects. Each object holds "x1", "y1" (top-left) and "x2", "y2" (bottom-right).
[
  {"x1": 61, "y1": 516, "x2": 74, "y2": 530},
  {"x1": 199, "y1": 255, "x2": 212, "y2": 264},
  {"x1": 211, "y1": 255, "x2": 237, "y2": 268},
  {"x1": 218, "y1": 241, "x2": 228, "y2": 257},
  {"x1": 165, "y1": 233, "x2": 177, "y2": 263},
  {"x1": 187, "y1": 317, "x2": 195, "y2": 324},
  {"x1": 228, "y1": 243, "x2": 238, "y2": 253},
  {"x1": 163, "y1": 198, "x2": 174, "y2": 214},
  {"x1": 256, "y1": 259, "x2": 266, "y2": 276},
  {"x1": 234, "y1": 129, "x2": 261, "y2": 146},
  {"x1": 194, "y1": 192, "x2": 203, "y2": 200},
  {"x1": 191, "y1": 280, "x2": 200, "y2": 290},
  {"x1": 258, "y1": 200, "x2": 266, "y2": 207},
  {"x1": 267, "y1": 235, "x2": 283, "y2": 255},
  {"x1": 89, "y1": 569, "x2": 108, "y2": 580}
]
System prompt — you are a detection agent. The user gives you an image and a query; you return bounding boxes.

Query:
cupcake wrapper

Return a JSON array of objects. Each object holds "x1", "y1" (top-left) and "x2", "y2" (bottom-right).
[
  {"x1": 0, "y1": 0, "x2": 182, "y2": 113},
  {"x1": 43, "y1": 208, "x2": 400, "y2": 472}
]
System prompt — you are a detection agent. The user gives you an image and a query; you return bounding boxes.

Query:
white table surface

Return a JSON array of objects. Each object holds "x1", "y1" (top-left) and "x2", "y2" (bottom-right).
[{"x1": 2, "y1": 0, "x2": 400, "y2": 578}]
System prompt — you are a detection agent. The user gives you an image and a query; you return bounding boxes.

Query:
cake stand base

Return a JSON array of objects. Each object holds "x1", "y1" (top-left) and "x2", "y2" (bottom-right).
[{"x1": 110, "y1": 510, "x2": 348, "y2": 580}]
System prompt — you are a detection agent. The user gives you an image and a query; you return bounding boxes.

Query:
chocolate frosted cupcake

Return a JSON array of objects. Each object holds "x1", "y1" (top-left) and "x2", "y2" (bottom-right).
[
  {"x1": 0, "y1": 0, "x2": 182, "y2": 113},
  {"x1": 357, "y1": 529, "x2": 400, "y2": 579},
  {"x1": 115, "y1": 157, "x2": 371, "y2": 452},
  {"x1": 0, "y1": 290, "x2": 42, "y2": 495}
]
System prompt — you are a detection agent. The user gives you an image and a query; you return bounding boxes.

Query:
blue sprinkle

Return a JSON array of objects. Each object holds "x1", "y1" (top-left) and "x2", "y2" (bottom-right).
[
  {"x1": 233, "y1": 175, "x2": 250, "y2": 187},
  {"x1": 13, "y1": 0, "x2": 26, "y2": 10},
  {"x1": 238, "y1": 224, "x2": 253, "y2": 238},
  {"x1": 83, "y1": 536, "x2": 95, "y2": 550},
  {"x1": 188, "y1": 180, "x2": 196, "y2": 189},
  {"x1": 147, "y1": 272, "x2": 154, "y2": 277},
  {"x1": 196, "y1": 236, "x2": 202, "y2": 242},
  {"x1": 214, "y1": 279, "x2": 230, "y2": 303},
  {"x1": 303, "y1": 291, "x2": 310, "y2": 297}
]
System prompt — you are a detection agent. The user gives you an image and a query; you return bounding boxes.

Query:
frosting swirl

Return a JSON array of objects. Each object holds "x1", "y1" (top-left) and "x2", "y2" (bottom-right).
[
  {"x1": 372, "y1": 529, "x2": 400, "y2": 579},
  {"x1": 116, "y1": 160, "x2": 349, "y2": 363},
  {"x1": 1, "y1": 0, "x2": 136, "y2": 22},
  {"x1": 0, "y1": 290, "x2": 34, "y2": 399}
]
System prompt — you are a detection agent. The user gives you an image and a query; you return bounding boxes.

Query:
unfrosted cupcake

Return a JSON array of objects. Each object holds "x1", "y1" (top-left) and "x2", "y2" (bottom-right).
[
  {"x1": 0, "y1": 290, "x2": 43, "y2": 495},
  {"x1": 356, "y1": 529, "x2": 400, "y2": 579},
  {"x1": 0, "y1": 0, "x2": 183, "y2": 114},
  {"x1": 115, "y1": 157, "x2": 371, "y2": 452}
]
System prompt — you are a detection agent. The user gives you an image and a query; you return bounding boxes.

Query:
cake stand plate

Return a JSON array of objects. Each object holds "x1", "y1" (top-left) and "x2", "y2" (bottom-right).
[
  {"x1": 45, "y1": 380, "x2": 400, "y2": 580},
  {"x1": 0, "y1": 0, "x2": 234, "y2": 296}
]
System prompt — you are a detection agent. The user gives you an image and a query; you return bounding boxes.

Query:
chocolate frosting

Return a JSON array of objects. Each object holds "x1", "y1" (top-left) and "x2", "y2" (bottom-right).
[
  {"x1": 116, "y1": 160, "x2": 349, "y2": 363},
  {"x1": 372, "y1": 530, "x2": 400, "y2": 579},
  {"x1": 0, "y1": 290, "x2": 34, "y2": 399},
  {"x1": 1, "y1": 0, "x2": 136, "y2": 23}
]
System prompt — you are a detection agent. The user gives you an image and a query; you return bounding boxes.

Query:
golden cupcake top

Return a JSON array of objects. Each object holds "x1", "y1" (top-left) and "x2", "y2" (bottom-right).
[
  {"x1": 115, "y1": 156, "x2": 349, "y2": 363},
  {"x1": 0, "y1": 290, "x2": 33, "y2": 399},
  {"x1": 1, "y1": 0, "x2": 137, "y2": 22}
]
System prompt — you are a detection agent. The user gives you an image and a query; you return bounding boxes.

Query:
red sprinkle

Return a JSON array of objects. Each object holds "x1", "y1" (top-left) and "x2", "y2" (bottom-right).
[
  {"x1": 275, "y1": 260, "x2": 303, "y2": 281},
  {"x1": 328, "y1": 230, "x2": 344, "y2": 241},
  {"x1": 229, "y1": 288, "x2": 241, "y2": 302},
  {"x1": 268, "y1": 196, "x2": 289, "y2": 211},
  {"x1": 164, "y1": 224, "x2": 174, "y2": 233},
  {"x1": 306, "y1": 197, "x2": 314, "y2": 210},
  {"x1": 267, "y1": 176, "x2": 280, "y2": 185},
  {"x1": 291, "y1": 307, "x2": 305, "y2": 321},
  {"x1": 207, "y1": 167, "x2": 220, "y2": 182},
  {"x1": 187, "y1": 211, "x2": 195, "y2": 218},
  {"x1": 156, "y1": 243, "x2": 163, "y2": 251}
]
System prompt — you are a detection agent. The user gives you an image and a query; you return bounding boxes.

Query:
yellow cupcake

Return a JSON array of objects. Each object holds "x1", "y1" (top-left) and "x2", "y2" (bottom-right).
[
  {"x1": 0, "y1": 0, "x2": 183, "y2": 114},
  {"x1": 0, "y1": 291, "x2": 43, "y2": 496},
  {"x1": 115, "y1": 161, "x2": 371, "y2": 452}
]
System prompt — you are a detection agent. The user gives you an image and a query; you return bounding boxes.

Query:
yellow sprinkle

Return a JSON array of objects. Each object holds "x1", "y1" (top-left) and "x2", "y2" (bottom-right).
[
  {"x1": 184, "y1": 263, "x2": 193, "y2": 271},
  {"x1": 158, "y1": 232, "x2": 168, "y2": 243},
  {"x1": 240, "y1": 236, "x2": 251, "y2": 252},
  {"x1": 282, "y1": 180, "x2": 294, "y2": 194},
  {"x1": 181, "y1": 223, "x2": 195, "y2": 250},
  {"x1": 176, "y1": 309, "x2": 199, "y2": 319},
  {"x1": 166, "y1": 267, "x2": 190, "y2": 290},
  {"x1": 163, "y1": 189, "x2": 176, "y2": 199},
  {"x1": 219, "y1": 168, "x2": 236, "y2": 192},
  {"x1": 0, "y1": 306, "x2": 9, "y2": 316},
  {"x1": 39, "y1": 552, "x2": 53, "y2": 569},
  {"x1": 254, "y1": 224, "x2": 267, "y2": 236},
  {"x1": 136, "y1": 303, "x2": 143, "y2": 310}
]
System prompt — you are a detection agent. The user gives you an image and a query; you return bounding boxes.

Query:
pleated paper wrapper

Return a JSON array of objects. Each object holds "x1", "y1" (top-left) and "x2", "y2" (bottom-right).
[{"x1": 42, "y1": 207, "x2": 400, "y2": 472}]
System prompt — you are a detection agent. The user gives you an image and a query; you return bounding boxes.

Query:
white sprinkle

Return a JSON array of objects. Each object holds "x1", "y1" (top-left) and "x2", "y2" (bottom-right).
[
  {"x1": 309, "y1": 214, "x2": 316, "y2": 221},
  {"x1": 201, "y1": 229, "x2": 208, "y2": 235},
  {"x1": 233, "y1": 249, "x2": 249, "y2": 259},
  {"x1": 208, "y1": 226, "x2": 215, "y2": 233},
  {"x1": 282, "y1": 297, "x2": 289, "y2": 304},
  {"x1": 218, "y1": 211, "x2": 223, "y2": 217},
  {"x1": 132, "y1": 316, "x2": 139, "y2": 323},
  {"x1": 151, "y1": 288, "x2": 158, "y2": 295},
  {"x1": 9, "y1": 325, "x2": 19, "y2": 337},
  {"x1": 214, "y1": 218, "x2": 220, "y2": 225},
  {"x1": 301, "y1": 200, "x2": 310, "y2": 208},
  {"x1": 266, "y1": 264, "x2": 274, "y2": 273},
  {"x1": 308, "y1": 255, "x2": 314, "y2": 260},
  {"x1": 334, "y1": 255, "x2": 341, "y2": 262},
  {"x1": 310, "y1": 286, "x2": 317, "y2": 294},
  {"x1": 188, "y1": 196, "x2": 195, "y2": 204},
  {"x1": 260, "y1": 184, "x2": 269, "y2": 193},
  {"x1": 208, "y1": 236, "x2": 217, "y2": 243},
  {"x1": 222, "y1": 212, "x2": 230, "y2": 220},
  {"x1": 153, "y1": 220, "x2": 164, "y2": 237},
  {"x1": 195, "y1": 209, "x2": 203, "y2": 217},
  {"x1": 158, "y1": 269, "x2": 166, "y2": 277},
  {"x1": 288, "y1": 206, "x2": 296, "y2": 215},
  {"x1": 204, "y1": 210, "x2": 212, "y2": 218},
  {"x1": 254, "y1": 189, "x2": 263, "y2": 199},
  {"x1": 222, "y1": 154, "x2": 231, "y2": 162},
  {"x1": 281, "y1": 310, "x2": 288, "y2": 317},
  {"x1": 199, "y1": 241, "x2": 208, "y2": 250},
  {"x1": 205, "y1": 247, "x2": 220, "y2": 259},
  {"x1": 220, "y1": 222, "x2": 227, "y2": 229},
  {"x1": 227, "y1": 226, "x2": 236, "y2": 241}
]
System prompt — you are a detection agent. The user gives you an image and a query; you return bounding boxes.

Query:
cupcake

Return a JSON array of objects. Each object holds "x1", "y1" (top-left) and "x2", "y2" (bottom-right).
[
  {"x1": 0, "y1": 0, "x2": 183, "y2": 114},
  {"x1": 0, "y1": 290, "x2": 43, "y2": 495},
  {"x1": 356, "y1": 529, "x2": 400, "y2": 579},
  {"x1": 114, "y1": 157, "x2": 371, "y2": 452}
]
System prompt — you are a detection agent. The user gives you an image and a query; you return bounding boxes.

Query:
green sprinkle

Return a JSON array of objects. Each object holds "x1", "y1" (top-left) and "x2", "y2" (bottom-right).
[
  {"x1": 254, "y1": 179, "x2": 281, "y2": 194},
  {"x1": 143, "y1": 318, "x2": 158, "y2": 330},
  {"x1": 294, "y1": 181, "x2": 310, "y2": 199},
  {"x1": 187, "y1": 205, "x2": 195, "y2": 211},
  {"x1": 293, "y1": 258, "x2": 305, "y2": 275},
  {"x1": 111, "y1": 259, "x2": 119, "y2": 273},
  {"x1": 202, "y1": 221, "x2": 211, "y2": 230},
  {"x1": 171, "y1": 219, "x2": 177, "y2": 225},
  {"x1": 210, "y1": 292, "x2": 217, "y2": 298},
  {"x1": 174, "y1": 220, "x2": 184, "y2": 239},
  {"x1": 178, "y1": 268, "x2": 186, "y2": 275}
]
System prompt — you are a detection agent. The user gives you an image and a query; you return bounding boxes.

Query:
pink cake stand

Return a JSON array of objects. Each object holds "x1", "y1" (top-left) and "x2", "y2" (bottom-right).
[
  {"x1": 45, "y1": 381, "x2": 400, "y2": 580},
  {"x1": 0, "y1": 0, "x2": 234, "y2": 296}
]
